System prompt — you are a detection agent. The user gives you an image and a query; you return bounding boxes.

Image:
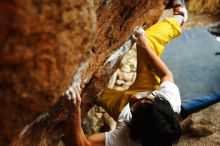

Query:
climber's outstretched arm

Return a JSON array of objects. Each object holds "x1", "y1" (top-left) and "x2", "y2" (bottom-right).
[
  {"x1": 65, "y1": 85, "x2": 105, "y2": 146},
  {"x1": 132, "y1": 29, "x2": 174, "y2": 83}
]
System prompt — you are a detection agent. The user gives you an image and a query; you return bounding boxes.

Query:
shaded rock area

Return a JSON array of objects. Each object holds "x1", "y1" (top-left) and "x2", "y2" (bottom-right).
[
  {"x1": 0, "y1": 0, "x2": 170, "y2": 146},
  {"x1": 83, "y1": 105, "x2": 117, "y2": 134}
]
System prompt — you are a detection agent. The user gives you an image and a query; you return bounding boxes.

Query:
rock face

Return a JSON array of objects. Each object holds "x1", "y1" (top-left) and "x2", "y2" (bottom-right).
[
  {"x1": 0, "y1": 0, "x2": 96, "y2": 145},
  {"x1": 0, "y1": 0, "x2": 170, "y2": 145}
]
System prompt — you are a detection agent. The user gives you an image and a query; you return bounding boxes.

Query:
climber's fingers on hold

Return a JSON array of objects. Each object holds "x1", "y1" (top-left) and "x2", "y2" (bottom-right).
[
  {"x1": 73, "y1": 85, "x2": 81, "y2": 104},
  {"x1": 69, "y1": 87, "x2": 77, "y2": 105},
  {"x1": 132, "y1": 33, "x2": 138, "y2": 42},
  {"x1": 75, "y1": 84, "x2": 81, "y2": 93},
  {"x1": 65, "y1": 89, "x2": 71, "y2": 101}
]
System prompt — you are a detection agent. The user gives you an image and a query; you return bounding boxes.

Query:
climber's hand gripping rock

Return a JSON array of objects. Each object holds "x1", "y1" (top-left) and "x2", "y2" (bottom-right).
[
  {"x1": 64, "y1": 84, "x2": 81, "y2": 113},
  {"x1": 132, "y1": 28, "x2": 148, "y2": 48}
]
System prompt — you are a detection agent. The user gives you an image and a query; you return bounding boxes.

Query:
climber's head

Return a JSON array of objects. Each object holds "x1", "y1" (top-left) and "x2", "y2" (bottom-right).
[{"x1": 128, "y1": 93, "x2": 181, "y2": 146}]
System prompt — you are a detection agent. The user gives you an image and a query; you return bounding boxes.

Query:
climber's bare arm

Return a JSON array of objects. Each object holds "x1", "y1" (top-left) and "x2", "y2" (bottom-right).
[
  {"x1": 132, "y1": 29, "x2": 174, "y2": 83},
  {"x1": 65, "y1": 85, "x2": 105, "y2": 146}
]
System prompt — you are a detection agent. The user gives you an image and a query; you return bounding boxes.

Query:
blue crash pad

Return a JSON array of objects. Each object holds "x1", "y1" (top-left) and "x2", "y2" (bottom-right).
[{"x1": 162, "y1": 27, "x2": 220, "y2": 116}]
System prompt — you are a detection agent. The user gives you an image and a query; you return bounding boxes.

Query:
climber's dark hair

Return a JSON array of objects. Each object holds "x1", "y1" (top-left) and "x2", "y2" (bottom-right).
[{"x1": 129, "y1": 97, "x2": 181, "y2": 146}]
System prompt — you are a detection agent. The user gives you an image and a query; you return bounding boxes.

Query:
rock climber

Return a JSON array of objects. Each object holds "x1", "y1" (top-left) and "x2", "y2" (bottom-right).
[{"x1": 65, "y1": 0, "x2": 188, "y2": 146}]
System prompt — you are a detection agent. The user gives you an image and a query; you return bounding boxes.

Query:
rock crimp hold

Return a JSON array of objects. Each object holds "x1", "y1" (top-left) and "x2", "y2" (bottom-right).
[{"x1": 0, "y1": 0, "x2": 96, "y2": 145}]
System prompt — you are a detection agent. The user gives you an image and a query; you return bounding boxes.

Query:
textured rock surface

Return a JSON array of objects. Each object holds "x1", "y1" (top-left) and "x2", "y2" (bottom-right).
[
  {"x1": 107, "y1": 46, "x2": 137, "y2": 91},
  {"x1": 0, "y1": 0, "x2": 96, "y2": 145}
]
